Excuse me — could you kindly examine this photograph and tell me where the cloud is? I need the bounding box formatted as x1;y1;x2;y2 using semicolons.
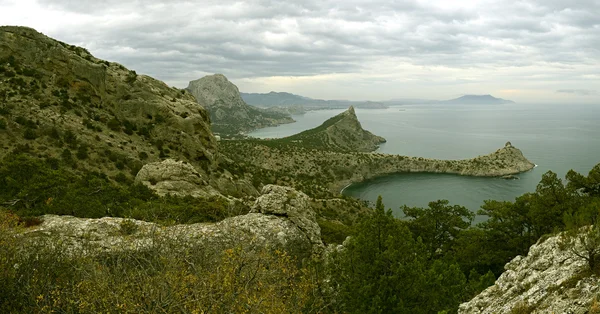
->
1;0;599;103
557;89;597;95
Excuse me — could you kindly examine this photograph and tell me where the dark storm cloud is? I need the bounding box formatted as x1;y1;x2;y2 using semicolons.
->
26;0;600;87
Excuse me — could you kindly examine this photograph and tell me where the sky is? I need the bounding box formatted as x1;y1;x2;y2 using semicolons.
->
1;0;599;104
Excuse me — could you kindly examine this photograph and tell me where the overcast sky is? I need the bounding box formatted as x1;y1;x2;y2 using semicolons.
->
1;0;598;103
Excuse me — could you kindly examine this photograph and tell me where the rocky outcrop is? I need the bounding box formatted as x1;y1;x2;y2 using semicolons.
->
135;159;258;198
252;185;323;254
282;106;386;152
186;74;294;135
135;159;218;198
459;231;600;314
25;185;323;261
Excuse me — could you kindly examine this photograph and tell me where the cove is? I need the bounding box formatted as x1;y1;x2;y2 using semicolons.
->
250;103;600;217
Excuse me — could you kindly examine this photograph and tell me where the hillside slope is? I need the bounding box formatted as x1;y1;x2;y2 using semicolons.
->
186;75;293;135
0;26;217;181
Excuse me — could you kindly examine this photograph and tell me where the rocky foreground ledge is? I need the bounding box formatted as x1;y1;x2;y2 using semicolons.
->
459;230;599;313
21;185;324;261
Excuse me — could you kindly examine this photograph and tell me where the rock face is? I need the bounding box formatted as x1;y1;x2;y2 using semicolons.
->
0;26;217;176
459;231;599;314
282;106;386;152
135;159;258;198
186;74;293;135
252;185;323;254
135;159;216;198
26;185;323;261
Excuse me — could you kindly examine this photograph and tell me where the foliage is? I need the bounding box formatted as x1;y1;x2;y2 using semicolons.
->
329;196;468;313
0;218;324;313
119;219;138;235
402;199;473;259
0;154;244;225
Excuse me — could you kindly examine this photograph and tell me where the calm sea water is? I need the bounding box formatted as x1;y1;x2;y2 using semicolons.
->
249;104;600;221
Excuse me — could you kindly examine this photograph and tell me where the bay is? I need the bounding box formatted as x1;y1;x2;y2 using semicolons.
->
248;104;600;221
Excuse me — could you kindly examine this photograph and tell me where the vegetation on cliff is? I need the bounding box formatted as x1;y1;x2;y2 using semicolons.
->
0;26;217;186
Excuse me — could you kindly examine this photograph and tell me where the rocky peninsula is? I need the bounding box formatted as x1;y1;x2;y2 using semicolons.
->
220;108;536;196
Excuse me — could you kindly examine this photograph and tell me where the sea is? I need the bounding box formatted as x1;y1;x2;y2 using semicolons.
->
248;104;600;222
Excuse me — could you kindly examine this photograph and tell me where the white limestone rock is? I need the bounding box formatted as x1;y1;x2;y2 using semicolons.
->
459;231;600;314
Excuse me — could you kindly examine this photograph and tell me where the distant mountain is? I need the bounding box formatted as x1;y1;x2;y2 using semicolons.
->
240;91;388;110
440;95;515;105
186;75;294;135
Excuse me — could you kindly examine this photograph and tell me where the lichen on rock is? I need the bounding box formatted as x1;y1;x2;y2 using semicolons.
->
252;185;324;254
459;230;600;314
23;185;324;263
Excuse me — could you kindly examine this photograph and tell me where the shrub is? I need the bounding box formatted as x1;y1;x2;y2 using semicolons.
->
47;126;60;140
23;128;37;140
119;219;138;235
63;129;77;146
61;148;74;164
76;145;89;160
125;70;137;84
0;118;6;129
107;118;121;132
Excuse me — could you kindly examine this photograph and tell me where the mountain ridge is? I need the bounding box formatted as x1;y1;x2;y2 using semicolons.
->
240;91;388;109
242;91;515;107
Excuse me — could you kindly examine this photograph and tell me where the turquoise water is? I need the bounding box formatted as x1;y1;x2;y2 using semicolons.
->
249;104;600;220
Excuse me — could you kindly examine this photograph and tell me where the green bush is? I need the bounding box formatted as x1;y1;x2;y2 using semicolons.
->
119;219;138;235
0;118;6;129
63;129;77;146
23;128;37;140
107;118;121;132
76;145;89;160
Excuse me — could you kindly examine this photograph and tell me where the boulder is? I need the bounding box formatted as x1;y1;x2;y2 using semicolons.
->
253;185;324;254
135;159;219;198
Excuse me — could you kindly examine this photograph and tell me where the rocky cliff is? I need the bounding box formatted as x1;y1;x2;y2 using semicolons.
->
459;230;600;313
24;185;323;261
281;106;386;152
0;26;217;180
186;74;294;135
